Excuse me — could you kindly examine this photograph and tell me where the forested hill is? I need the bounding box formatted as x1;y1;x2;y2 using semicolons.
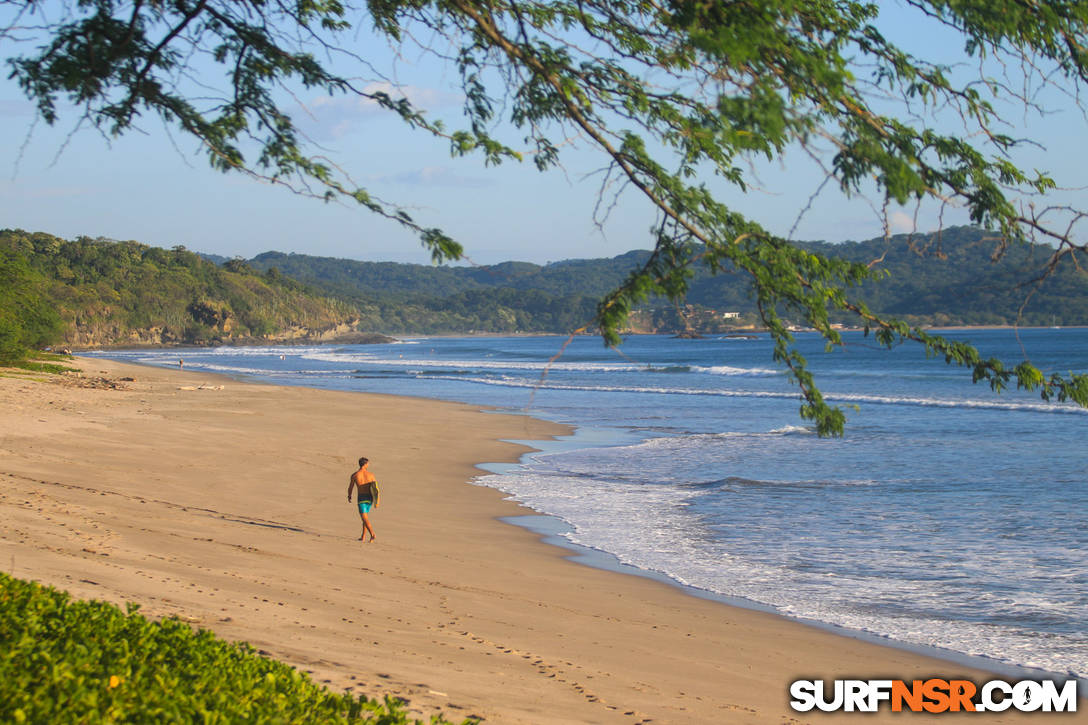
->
244;252;621;333
247;250;647;301
3;225;1085;363
0;229;379;352
246;226;1088;329
681;226;1088;327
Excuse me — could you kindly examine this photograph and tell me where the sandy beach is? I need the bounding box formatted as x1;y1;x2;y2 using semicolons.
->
0;357;1078;723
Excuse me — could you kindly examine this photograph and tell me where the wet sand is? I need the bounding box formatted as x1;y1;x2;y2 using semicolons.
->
0;358;1077;723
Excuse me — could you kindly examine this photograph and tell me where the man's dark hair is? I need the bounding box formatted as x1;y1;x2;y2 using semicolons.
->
358;457;369;467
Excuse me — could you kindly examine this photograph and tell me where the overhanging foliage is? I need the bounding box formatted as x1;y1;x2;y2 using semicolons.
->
5;0;1088;433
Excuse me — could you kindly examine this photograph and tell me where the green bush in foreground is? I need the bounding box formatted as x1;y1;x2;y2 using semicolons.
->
0;573;464;724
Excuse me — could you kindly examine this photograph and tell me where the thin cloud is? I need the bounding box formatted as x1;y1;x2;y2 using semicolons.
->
374;165;492;188
298;82;463;140
888;210;916;234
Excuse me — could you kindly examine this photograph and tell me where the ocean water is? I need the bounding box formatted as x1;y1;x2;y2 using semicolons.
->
90;329;1088;678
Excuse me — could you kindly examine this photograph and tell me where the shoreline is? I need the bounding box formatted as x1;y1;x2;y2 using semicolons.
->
61;331;396;353
474;433;1082;688
499;514;1072;686
2;358;1080;722
68;354;1084;684
63;324;1088;353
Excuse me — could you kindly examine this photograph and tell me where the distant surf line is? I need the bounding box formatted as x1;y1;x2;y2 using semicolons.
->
418;374;1088;416
301;351;779;376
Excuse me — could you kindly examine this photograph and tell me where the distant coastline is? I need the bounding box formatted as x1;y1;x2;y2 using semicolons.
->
64;324;1088;351
6;226;1086;359
924;324;1088;332
63;331;396;353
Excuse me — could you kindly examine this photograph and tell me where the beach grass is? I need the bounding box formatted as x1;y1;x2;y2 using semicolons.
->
0;573;469;724
7;351;78;375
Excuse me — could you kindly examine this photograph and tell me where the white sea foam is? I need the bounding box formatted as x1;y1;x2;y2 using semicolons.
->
170;362;281;376
618;431;814;452
200;345;329;357
300;351;647;372
422;374;1088;415
692;364;778;376
298;351;781;377
767;424;814;435
102;348;1086;416
475;464;1088;678
427;374;798;397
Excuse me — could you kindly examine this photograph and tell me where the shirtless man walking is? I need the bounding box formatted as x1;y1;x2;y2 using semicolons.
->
347;457;380;542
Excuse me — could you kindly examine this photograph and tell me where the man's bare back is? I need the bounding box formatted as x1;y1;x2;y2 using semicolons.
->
348;457;380;542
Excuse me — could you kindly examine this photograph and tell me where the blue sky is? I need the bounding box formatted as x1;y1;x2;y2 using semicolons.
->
1;2;1084;265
